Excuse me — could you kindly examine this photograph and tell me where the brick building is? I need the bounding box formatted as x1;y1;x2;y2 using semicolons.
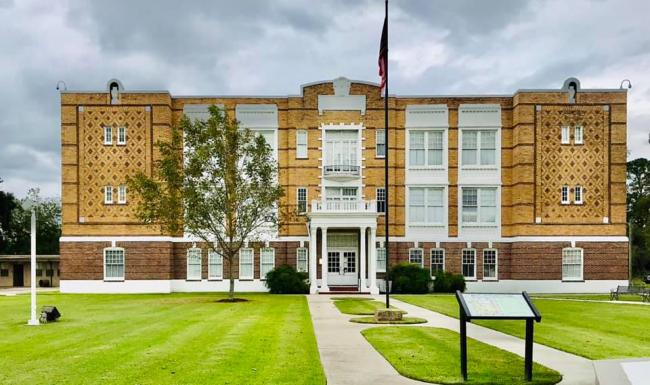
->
59;76;628;293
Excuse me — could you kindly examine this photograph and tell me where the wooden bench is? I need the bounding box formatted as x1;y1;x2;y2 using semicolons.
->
610;285;650;302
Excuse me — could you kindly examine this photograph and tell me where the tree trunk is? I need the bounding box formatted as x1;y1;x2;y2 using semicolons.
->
228;255;235;300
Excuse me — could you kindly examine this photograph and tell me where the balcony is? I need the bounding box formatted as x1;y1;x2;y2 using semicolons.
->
323;164;361;180
311;199;376;213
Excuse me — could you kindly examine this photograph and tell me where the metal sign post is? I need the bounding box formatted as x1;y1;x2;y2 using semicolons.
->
456;291;541;381
27;209;39;326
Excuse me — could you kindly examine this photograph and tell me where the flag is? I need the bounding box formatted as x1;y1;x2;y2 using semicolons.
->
378;16;387;92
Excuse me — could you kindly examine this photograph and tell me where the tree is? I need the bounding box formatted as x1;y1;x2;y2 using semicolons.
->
129;106;284;300
8;189;61;255
0;178;20;253
627;158;650;276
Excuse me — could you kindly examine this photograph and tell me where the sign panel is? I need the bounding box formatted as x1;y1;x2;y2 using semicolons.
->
462;293;535;318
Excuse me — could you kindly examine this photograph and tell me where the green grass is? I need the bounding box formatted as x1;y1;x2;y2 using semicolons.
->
395;294;650;360
333;298;400;315
0;293;325;385
331;296;373;301
363;327;561;385
350;316;427;324
533;293;646;302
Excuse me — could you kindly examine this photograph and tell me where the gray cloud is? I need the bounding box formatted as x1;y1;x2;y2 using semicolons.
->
0;0;648;199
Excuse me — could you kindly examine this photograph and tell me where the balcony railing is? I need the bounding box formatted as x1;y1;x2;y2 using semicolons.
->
311;199;376;213
323;164;360;178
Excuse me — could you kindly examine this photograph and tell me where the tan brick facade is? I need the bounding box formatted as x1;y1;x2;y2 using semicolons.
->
59;77;629;293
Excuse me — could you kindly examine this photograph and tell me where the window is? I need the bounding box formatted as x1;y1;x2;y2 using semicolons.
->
462;249;476;279
239;248;254;279
409;248;424;267
117;126;127;145
296;130;308;158
562;248;583;281
296;247;308;273
561;186;569;204
297;187;308;213
376;187;386;214
104;185;113;204
409;187;444;224
0;269;8;277
574;185;583;204
574;125;583;144
561;125;570;144
103;125;112;145
461;130;496;166
376;247;386;272
409;130;443;167
325;187;358;201
430;249;445;276
376;129;386;157
483;249;498;280
324;130;358;169
208;250;223;279
36;268;43;277
186;248;202;280
104;247;125;281
260;248;275;279
118;185;127;204
461;187;497;224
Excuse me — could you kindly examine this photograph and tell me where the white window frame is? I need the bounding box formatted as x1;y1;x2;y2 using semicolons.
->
208;250;223;280
186;247;202;281
103;247;125;281
574;125;583;145
461;248;476;280
117;185;127;204
408;248;424;267
103;125;112;145
296;247;308;273
296;130;308;159
239;248;254;280
297;187;308;214
561;125;570;144
430;248;445;277
376;247;386;273
376;187;386;214
461;187;497;225
376;129;386;158
104;185;113;204
260;247;275;280
482;249;498;280
408;129;444;168
562;247;584;281
574;185;583;204
117;126;127;145
408;187;445;225
460;129;497;167
561;185;570;205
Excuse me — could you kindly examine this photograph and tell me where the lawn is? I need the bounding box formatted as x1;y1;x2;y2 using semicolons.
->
333;297;399;315
0;293;325;385
363;326;561;385
395;294;650;360
534;293;646;302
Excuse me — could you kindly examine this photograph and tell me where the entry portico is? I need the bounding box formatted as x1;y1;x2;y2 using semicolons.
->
308;200;380;294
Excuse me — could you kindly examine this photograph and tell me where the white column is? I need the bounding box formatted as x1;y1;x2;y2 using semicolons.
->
360;226;367;291
369;226;379;294
27;209;39;326
320;227;329;292
309;226;318;294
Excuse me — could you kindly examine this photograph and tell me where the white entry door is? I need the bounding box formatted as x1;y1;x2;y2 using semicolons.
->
327;249;358;286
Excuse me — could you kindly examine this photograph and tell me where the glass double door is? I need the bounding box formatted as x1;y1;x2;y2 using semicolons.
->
327;248;358;286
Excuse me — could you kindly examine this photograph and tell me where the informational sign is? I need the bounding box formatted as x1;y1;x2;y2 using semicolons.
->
462;293;536;319
455;291;541;382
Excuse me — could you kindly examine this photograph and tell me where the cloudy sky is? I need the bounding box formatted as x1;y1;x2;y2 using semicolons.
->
0;0;649;198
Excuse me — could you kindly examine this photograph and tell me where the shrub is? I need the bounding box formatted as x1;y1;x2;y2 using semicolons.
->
264;265;309;294
433;271;466;293
388;263;431;294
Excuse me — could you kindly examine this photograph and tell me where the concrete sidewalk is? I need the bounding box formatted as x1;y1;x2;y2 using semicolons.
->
307;295;431;385
0;287;58;296
387;297;596;385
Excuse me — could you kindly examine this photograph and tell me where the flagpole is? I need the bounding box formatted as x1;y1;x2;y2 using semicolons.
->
383;0;390;309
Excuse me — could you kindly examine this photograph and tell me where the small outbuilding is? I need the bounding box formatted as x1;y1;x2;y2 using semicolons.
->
0;255;60;288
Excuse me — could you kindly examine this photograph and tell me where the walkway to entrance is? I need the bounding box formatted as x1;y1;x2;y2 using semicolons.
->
307;294;597;385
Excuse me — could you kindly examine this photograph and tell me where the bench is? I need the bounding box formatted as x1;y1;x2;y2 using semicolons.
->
609;285;650;302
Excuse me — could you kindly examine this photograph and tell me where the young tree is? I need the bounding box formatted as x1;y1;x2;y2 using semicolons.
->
129;106;284;300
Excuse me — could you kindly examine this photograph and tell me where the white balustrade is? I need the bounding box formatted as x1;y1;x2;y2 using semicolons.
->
310;199;376;213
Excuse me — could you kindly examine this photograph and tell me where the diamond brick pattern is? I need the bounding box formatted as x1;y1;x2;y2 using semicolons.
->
535;105;609;223
79;106;150;223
